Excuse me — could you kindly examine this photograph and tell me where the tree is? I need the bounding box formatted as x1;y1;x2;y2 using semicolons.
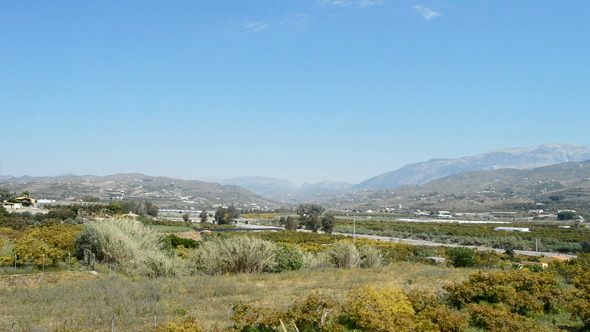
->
142;200;159;217
296;204;325;218
80;196;99;202
305;212;322;232
281;216;298;230
215;207;228;225
446;247;476;268
182;213;190;224
321;213;335;234
227;205;240;223
296;204;327;233
199;210;208;223
557;211;576;220
215;206;239;225
0;205;9;217
108;201;159;217
0;188;12;202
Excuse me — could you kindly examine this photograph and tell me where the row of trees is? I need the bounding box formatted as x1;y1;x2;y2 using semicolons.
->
214;205;240;225
279;204;335;234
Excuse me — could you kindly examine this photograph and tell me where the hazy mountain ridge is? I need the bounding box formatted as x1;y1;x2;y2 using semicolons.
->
0;174;279;209
354;143;590;190
220;176;299;197
220;177;353;202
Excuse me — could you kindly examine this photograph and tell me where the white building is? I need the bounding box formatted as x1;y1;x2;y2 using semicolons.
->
494;227;530;232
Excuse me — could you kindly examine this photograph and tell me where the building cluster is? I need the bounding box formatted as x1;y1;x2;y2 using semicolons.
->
1;196;37;211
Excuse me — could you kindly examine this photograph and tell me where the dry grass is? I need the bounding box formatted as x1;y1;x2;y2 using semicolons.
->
174;231;202;241
0;263;473;331
0;270;100;288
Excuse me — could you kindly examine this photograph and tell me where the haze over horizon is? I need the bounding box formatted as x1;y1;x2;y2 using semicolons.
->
2;2;589;184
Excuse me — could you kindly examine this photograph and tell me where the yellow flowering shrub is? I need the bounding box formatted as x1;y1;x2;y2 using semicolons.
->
345;284;415;332
569;271;590;327
11;224;81;266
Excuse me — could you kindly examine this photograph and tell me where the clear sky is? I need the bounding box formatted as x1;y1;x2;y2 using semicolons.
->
1;1;589;185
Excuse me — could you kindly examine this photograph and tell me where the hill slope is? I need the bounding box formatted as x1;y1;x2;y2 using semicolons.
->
0;173;279;209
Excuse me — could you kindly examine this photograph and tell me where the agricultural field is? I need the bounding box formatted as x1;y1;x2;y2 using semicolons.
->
244;211;589;253
332;218;590;254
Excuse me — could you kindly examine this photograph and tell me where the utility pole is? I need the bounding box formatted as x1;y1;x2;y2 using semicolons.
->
353;212;356;245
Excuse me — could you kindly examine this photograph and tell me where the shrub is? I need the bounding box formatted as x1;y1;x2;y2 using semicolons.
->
406;289;468;332
13;233;61;266
285;292;341;332
326;241;360;269
416;305;469;332
164;234;199;249
406;289;441;313
359;245;383;268
272;244;304;273
344;284;415;332
230;303;283;331
46;208;78;221
474;250;504;268
11;224;81;267
74;218;183;277
568;270;590;327
446;247;476;268
192;236;277;274
468;303;560;332
444;269;559;314
301;250;327;269
231;292;342;332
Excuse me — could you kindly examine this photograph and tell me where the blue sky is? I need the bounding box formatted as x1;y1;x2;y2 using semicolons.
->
1;1;589;185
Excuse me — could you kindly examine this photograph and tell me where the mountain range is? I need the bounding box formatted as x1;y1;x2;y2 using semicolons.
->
2;143;590;211
324;159;590;213
353;143;590;190
217;143;590;201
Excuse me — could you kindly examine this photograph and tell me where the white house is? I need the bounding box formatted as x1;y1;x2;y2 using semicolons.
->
1;202;22;210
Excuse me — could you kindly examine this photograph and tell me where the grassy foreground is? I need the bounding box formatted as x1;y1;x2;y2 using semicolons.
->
0;263;471;331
